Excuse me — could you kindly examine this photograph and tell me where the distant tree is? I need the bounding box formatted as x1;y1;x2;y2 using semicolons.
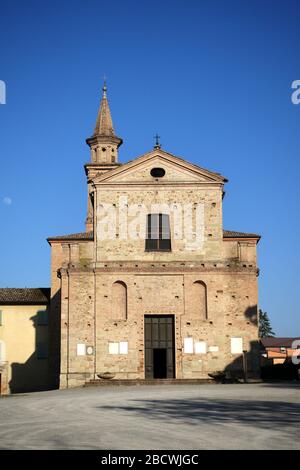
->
259;309;275;338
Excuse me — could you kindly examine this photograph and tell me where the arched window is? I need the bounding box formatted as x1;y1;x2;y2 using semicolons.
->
193;281;208;320
145;214;171;251
112;281;127;320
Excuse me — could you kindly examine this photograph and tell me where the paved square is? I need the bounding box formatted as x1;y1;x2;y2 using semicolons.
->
0;383;299;449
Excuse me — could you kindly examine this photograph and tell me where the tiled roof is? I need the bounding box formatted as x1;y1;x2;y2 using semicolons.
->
223;230;260;239
48;230;260;242
0;288;50;305
261;337;300;349
47;231;94;241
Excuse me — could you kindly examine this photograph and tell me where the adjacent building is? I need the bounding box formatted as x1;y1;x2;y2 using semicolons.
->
261;337;300;365
0;288;50;394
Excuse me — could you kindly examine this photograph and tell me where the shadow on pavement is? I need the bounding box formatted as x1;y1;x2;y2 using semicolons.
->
98;394;300;431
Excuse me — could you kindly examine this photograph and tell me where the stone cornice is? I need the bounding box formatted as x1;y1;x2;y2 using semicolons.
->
94;181;224;189
86;134;123;147
84;163;121;177
58;261;259;277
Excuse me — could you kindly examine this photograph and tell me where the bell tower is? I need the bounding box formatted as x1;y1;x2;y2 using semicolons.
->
86;82;122;164
85;82;123;231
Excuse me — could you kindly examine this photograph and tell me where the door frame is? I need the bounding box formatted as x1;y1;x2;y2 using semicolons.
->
144;314;176;379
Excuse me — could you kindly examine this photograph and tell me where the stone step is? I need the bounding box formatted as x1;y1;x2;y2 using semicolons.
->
84;378;215;387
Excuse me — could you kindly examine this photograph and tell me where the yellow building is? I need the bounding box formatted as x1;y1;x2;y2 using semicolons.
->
0;288;50;394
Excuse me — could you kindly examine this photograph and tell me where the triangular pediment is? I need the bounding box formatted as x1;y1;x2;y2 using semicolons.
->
92;149;227;185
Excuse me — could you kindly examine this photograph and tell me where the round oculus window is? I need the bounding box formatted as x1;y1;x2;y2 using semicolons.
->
150;167;165;178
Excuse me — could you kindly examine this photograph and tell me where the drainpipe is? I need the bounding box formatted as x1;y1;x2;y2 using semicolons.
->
243;350;248;383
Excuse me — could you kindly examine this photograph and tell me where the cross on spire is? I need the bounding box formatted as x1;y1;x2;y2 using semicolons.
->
102;74;107;97
154;133;161;149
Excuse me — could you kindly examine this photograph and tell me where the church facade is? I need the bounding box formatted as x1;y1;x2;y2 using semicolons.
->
48;85;261;389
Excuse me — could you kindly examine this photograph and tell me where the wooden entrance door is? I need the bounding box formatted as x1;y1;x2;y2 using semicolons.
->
144;315;175;379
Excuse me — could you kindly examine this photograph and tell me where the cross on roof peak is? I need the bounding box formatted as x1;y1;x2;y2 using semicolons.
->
154;133;161;149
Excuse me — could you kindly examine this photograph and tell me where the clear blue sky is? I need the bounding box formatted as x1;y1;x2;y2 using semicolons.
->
0;0;299;336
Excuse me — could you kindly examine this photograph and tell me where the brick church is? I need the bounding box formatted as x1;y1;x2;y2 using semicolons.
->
45;83;261;389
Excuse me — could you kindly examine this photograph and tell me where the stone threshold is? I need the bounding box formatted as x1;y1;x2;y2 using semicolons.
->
84;378;215;387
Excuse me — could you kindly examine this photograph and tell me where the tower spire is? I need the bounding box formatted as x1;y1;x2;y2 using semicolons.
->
93;81;115;137
85;80;123;232
86;80;122;164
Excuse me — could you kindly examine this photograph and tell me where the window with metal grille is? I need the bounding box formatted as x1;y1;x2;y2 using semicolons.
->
145;214;171;251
